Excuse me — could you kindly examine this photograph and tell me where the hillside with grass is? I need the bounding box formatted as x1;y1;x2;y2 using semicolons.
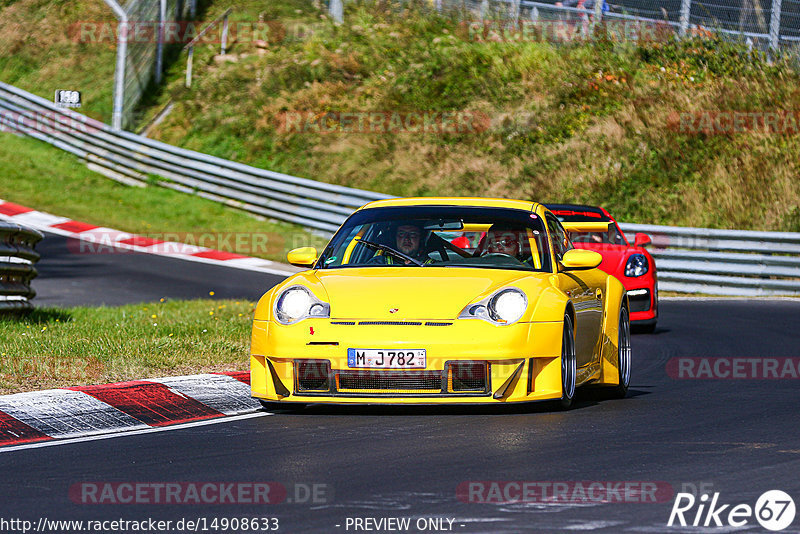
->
2;0;800;231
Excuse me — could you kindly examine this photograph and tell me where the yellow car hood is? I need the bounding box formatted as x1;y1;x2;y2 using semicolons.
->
313;267;537;320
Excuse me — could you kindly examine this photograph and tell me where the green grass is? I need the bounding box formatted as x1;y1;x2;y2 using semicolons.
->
0;299;253;394
0;133;327;260
0;0;118;122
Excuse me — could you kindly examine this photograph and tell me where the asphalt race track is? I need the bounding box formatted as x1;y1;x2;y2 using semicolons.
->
33;233;288;306
2;235;800;533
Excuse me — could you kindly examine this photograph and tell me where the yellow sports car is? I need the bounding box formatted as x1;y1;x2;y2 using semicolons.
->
251;198;631;408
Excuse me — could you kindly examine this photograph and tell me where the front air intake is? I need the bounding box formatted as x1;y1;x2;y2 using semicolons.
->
448;362;489;392
336;371;442;391
296;360;331;392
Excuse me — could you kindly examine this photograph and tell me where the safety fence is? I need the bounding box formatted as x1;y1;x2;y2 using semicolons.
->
619;223;800;295
102;0;197;130
330;0;800;54
0;222;43;311
1;81;799;295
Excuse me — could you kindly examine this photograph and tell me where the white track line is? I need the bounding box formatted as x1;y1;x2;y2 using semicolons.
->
0;411;271;453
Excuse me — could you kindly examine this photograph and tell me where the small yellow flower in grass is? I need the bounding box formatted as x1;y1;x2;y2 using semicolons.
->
151;314;157;319
238;313;243;317
209;311;214;316
209;291;215;296
169;333;173;337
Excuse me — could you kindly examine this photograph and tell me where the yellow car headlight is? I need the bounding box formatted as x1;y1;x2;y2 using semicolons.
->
459;287;527;325
274;286;330;325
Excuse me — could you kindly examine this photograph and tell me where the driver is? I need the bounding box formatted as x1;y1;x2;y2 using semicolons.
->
395;224;423;259
369;223;431;265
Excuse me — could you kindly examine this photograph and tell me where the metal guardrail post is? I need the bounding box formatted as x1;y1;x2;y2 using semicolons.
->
330;0;344;24
186;47;194;88
102;0;128;130
679;0;691;37
592;0;604;27
221;13;230;55
770;0;782;51
156;0;167;84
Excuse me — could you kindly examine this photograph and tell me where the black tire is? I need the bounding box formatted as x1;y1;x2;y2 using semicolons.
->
609;306;632;399
558;313;577;410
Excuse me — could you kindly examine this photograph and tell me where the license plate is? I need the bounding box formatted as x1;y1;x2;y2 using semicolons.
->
347;348;426;368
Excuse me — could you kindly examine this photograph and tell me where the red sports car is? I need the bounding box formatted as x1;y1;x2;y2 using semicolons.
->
546;204;658;332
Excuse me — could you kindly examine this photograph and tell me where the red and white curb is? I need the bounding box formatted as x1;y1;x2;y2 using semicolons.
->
0;372;261;447
0;199;300;277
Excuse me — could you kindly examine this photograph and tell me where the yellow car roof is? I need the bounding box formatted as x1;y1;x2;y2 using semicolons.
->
361;197;539;212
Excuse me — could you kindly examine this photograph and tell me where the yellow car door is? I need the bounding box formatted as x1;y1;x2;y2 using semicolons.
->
545;213;605;368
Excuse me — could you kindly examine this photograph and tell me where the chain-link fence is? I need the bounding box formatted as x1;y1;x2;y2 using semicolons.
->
331;0;800;55
103;0;196;130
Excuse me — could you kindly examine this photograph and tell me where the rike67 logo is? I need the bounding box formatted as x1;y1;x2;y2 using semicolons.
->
668;490;796;531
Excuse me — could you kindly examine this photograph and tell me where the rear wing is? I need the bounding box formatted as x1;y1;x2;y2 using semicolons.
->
561;222;611;233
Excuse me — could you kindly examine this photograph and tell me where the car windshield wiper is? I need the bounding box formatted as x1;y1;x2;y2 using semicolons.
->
357;239;424;267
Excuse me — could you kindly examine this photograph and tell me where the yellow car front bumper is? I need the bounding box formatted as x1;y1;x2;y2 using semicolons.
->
251;318;567;404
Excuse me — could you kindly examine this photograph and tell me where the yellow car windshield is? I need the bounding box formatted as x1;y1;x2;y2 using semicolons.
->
317;206;552;272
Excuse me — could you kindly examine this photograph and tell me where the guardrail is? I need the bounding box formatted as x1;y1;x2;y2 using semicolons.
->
0;222;43;311
2;82;799;296
0;82;391;234
619;223;800;296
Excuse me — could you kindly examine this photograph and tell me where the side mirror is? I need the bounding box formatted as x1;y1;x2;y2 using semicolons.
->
287;247;318;268
560;249;602;271
634;233;652;247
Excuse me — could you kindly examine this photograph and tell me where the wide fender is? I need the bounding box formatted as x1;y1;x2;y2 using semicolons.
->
528;278;571;323
597;274;629;385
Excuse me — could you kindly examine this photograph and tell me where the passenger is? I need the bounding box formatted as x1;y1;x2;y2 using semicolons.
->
478;225;527;260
